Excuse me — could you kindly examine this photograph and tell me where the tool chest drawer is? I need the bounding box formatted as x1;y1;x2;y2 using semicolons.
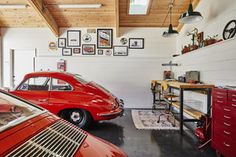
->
212;88;236;157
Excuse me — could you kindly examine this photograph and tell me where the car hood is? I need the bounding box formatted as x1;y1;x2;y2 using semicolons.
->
75;135;127;157
1;113;126;157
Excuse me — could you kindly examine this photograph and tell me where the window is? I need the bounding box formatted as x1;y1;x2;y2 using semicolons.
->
51;78;72;91
129;0;151;15
0;92;43;132
74;74;91;85
18;77;50;91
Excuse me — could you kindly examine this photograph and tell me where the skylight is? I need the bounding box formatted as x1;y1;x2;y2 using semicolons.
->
129;0;150;15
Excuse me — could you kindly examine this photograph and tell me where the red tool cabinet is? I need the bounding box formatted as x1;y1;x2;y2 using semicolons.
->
212;88;236;157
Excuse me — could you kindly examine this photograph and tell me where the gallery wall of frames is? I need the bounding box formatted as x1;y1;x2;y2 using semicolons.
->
57;28;144;57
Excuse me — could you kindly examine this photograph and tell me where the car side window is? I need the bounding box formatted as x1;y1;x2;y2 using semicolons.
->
51;78;72;91
18;77;50;91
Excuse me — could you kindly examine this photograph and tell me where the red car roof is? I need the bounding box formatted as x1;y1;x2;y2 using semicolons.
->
24;71;74;79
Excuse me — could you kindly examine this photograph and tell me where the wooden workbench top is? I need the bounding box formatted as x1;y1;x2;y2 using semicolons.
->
152;80;215;89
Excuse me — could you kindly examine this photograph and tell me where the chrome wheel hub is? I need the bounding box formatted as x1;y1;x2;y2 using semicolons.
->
70;111;82;122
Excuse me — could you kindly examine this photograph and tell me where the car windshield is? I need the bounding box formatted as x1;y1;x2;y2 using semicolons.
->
74;74;91;84
0;92;44;132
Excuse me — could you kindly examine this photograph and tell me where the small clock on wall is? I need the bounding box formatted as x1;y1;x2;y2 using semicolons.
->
82;34;92;43
120;37;128;45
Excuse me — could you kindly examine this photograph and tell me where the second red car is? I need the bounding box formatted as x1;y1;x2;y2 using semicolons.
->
10;71;124;128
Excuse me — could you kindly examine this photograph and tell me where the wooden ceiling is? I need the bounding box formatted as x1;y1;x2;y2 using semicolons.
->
0;0;200;36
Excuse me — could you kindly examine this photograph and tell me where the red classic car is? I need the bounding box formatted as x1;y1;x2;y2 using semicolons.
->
10;72;124;128
0;90;127;157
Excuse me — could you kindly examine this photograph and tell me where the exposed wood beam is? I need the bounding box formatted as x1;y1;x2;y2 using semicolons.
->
115;0;120;37
28;0;59;37
177;0;201;32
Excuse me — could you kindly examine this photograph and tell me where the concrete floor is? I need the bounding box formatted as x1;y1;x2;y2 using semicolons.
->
87;109;216;157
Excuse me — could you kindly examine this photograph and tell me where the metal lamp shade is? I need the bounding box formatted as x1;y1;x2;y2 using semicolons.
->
179;3;203;24
162;24;179;38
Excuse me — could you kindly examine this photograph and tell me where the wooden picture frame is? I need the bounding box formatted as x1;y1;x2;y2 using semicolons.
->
113;46;128;56
82;44;96;55
62;48;72;56
67;30;81;47
129;38;144;49
97;29;113;49
58;38;66;48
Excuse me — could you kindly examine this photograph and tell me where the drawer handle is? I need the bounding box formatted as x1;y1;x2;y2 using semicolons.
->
232;99;236;102
217;92;224;95
232;104;236;107
224;115;231;119
216;96;223;99
232;94;236;97
224;142;231;147
224;130;231;135
217;100;223;103
224;108;231;112
224;122;231;127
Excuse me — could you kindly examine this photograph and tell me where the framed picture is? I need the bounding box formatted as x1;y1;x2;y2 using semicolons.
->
62;48;72;56
113;46;128;56
73;48;81;54
97;29;113;49
82;44;96;55
82;34;92;43
105;49;112;56
97;49;103;55
58;38;66;48
67;30;81;47
129;38;144;49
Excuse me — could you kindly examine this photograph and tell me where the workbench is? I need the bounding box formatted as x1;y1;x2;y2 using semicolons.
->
151;80;215;134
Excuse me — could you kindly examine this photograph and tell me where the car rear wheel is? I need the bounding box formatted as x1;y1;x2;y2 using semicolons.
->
60;109;92;129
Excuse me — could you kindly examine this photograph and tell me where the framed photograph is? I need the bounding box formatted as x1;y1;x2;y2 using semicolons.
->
82;44;96;55
58;38;66;48
62;48;72;56
73;48;81;54
129;38;144;49
113;46;128;56
97;29;113;49
82;34;92;43
105;49;112;56
97;49;103;55
67;30;81;47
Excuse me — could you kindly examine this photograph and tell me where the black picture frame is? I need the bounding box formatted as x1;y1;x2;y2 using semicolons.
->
82;44;96;55
73;48;81;54
97;49;104;55
58;38;66;48
67;30;81;47
97;29;113;49
129;38;144;49
62;48;72;56
113;46;128;56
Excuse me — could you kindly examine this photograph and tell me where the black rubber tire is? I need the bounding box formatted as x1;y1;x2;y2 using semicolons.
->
59;109;92;129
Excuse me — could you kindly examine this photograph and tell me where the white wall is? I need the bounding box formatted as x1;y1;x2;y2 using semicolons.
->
173;0;236;113
2;27;176;108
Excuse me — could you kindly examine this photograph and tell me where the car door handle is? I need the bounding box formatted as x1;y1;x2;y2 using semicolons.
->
38;99;48;102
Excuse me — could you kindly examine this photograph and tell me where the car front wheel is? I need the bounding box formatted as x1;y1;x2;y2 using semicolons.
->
60;109;92;129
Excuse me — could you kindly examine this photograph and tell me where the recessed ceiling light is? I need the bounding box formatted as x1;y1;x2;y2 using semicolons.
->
0;4;28;9
58;4;102;9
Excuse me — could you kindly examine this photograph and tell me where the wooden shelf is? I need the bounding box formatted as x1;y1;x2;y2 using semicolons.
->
171;102;203;120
